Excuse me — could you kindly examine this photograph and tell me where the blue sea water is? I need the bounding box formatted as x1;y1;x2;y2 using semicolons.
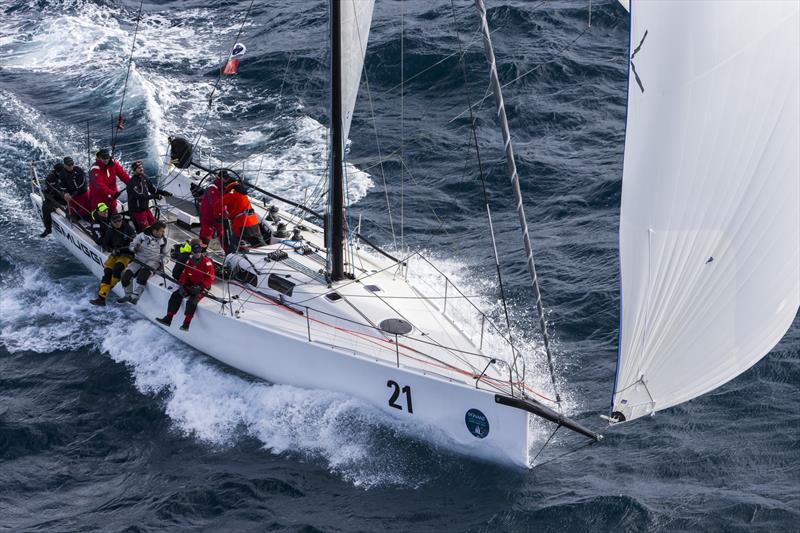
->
0;0;798;531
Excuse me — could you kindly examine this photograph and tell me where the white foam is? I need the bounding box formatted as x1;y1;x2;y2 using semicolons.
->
403;251;579;463
0;261;427;487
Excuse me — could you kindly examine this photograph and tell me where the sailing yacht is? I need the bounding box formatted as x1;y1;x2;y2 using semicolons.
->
28;0;798;468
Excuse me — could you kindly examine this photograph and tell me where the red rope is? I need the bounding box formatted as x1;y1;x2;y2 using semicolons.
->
231;282;558;404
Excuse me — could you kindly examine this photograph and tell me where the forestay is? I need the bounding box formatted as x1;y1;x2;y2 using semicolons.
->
613;1;800;421
338;0;375;143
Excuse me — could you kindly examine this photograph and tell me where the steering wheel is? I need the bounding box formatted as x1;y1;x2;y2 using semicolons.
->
192;167;244;213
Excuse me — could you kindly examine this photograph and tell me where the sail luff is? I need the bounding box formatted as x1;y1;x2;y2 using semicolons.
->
329;0;345;281
327;0;376;281
473;0;560;402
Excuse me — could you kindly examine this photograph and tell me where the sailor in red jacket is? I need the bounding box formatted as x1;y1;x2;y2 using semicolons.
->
90;148;130;212
199;174;226;249
156;242;215;331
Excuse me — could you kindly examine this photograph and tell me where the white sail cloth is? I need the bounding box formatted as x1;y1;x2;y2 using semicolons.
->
613;1;800;421
338;0;375;144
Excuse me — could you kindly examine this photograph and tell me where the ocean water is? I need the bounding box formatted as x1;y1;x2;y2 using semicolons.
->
1;0;798;531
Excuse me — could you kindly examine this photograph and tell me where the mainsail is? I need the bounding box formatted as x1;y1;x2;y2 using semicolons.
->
613;1;800;421
339;0;375;144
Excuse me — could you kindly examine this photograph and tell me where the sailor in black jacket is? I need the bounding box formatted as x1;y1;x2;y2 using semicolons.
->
60;156;90;220
122;161;171;231
39;162;66;237
90;213;136;306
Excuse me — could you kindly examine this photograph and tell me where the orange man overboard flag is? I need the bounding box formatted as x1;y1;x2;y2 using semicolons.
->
222;43;247;75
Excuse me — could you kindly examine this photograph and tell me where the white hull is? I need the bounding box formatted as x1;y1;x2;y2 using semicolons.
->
36;195;532;467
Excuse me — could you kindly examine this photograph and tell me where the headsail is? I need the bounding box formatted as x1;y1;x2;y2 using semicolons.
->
339;0;375;144
613;1;800;421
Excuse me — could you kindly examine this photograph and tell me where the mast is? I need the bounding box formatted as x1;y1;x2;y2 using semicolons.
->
473;0;560;402
328;0;346;281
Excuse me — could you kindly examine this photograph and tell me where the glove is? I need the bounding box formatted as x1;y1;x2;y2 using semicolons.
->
188;284;204;296
157;189;173;198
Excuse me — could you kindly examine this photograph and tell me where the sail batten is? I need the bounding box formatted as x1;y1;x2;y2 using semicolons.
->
613;0;800;421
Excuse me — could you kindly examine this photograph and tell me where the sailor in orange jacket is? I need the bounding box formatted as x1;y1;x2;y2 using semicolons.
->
90;148;130;212
223;180;266;251
156;242;215;331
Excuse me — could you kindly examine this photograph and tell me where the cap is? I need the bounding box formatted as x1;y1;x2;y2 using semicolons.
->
54;163;65;172
97;148;110;159
97;202;109;213
131;160;143;171
63;157;74;165
110;213;123;222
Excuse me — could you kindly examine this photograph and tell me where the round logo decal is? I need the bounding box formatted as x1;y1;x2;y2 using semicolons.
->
465;409;490;439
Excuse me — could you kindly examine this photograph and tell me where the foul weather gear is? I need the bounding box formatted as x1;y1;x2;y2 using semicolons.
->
199;177;227;247
90;157;130;212
97;253;133;300
40;165;66;235
159;254;214;330
122;172;169;231
171;240;193;280
224;182;259;235
121;231;168;302
101;218;135;254
61;164;91;219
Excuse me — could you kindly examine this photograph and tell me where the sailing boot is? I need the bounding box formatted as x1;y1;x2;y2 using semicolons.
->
156;313;174;327
179;315;193;331
89;296;106;306
39;228;51;238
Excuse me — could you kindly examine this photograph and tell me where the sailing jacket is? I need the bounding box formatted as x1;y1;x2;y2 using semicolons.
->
199;178;224;225
43;168;66;201
178;255;215;290
124;173;158;213
101;220;135;255
90;158;130;208
61;166;88;196
224;182;258;234
129;231;167;269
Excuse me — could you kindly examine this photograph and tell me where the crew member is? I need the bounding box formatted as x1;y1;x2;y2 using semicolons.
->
199;173;226;250
89;202;111;243
39;162;66;238
171;238;201;280
224;179;265;251
119;220;167;305
90;148;130;212
61;156;91;220
123;161;170;231
156;242;214;331
90;213;136;306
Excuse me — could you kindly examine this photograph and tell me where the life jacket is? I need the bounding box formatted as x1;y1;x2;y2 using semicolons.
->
178;255;215;289
223;182;258;234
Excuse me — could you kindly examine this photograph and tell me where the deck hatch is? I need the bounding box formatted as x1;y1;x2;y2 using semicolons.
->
379;318;413;335
267;274;295;297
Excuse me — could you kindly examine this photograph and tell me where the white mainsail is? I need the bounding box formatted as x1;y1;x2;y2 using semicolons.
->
339;0;375;143
613;1;800;421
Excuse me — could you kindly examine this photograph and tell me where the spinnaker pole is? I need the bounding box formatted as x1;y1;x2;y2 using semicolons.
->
328;0;346;281
474;0;561;404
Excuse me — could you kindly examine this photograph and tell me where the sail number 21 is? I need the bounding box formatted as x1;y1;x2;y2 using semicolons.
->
387;380;413;413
